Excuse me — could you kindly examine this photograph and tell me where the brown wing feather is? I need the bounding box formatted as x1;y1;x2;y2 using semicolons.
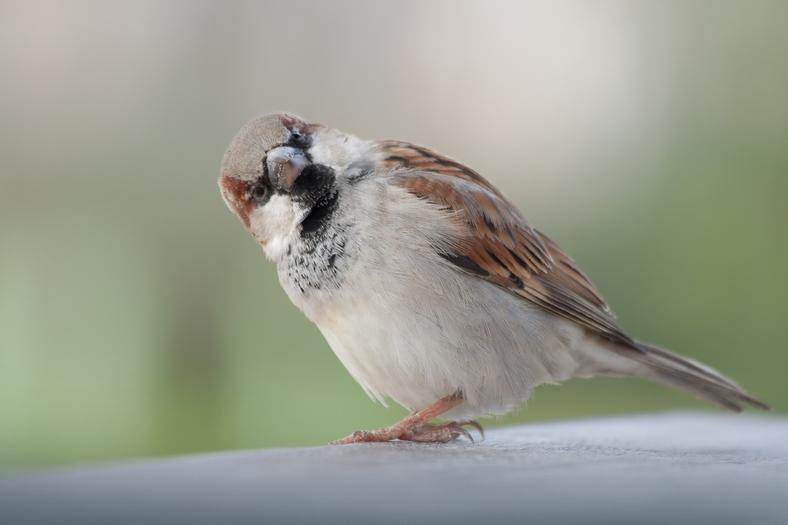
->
379;141;634;347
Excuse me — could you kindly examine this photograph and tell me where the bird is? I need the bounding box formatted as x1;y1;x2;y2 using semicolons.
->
218;113;768;444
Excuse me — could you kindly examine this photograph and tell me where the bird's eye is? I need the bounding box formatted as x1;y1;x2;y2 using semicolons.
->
249;183;270;205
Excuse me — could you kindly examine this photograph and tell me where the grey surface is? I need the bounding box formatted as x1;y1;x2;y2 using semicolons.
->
2;412;787;525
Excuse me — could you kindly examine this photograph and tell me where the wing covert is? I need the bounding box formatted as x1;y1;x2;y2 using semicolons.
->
378;140;633;347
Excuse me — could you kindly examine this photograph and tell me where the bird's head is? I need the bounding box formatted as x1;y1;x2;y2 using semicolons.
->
219;113;368;260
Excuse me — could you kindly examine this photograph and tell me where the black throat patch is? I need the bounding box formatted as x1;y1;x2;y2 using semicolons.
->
300;190;339;235
282;162;351;294
291;163;338;237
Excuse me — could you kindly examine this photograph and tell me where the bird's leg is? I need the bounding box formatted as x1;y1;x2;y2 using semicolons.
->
331;393;483;444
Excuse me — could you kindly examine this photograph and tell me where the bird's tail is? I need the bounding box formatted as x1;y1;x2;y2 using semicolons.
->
627;341;769;412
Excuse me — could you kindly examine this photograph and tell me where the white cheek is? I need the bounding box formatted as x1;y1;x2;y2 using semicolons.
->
249;194;301;261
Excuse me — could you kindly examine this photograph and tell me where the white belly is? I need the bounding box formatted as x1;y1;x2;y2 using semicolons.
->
277;180;588;418
292;253;586;419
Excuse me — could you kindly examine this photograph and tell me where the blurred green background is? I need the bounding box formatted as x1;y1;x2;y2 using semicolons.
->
1;0;786;469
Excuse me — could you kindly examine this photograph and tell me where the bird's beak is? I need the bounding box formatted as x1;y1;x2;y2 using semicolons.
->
219;175;252;228
266;146;308;192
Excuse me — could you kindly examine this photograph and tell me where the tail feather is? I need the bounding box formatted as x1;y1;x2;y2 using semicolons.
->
628;341;769;412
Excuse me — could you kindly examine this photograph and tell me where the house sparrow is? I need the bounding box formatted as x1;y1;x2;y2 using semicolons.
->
218;113;768;444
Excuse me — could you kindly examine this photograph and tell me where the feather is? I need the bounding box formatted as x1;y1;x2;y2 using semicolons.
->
378;140;633;347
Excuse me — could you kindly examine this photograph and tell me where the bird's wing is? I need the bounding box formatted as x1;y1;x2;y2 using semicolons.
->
377;140;634;347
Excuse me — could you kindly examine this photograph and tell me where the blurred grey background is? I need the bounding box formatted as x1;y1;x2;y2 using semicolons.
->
0;0;786;468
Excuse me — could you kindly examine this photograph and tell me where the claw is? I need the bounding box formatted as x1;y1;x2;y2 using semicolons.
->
451;423;473;443
456;420;485;441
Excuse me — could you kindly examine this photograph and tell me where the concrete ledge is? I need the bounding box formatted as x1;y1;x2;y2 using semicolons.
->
2;412;787;525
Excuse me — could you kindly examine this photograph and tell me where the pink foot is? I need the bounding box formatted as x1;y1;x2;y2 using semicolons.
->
330;393;483;445
331;419;483;444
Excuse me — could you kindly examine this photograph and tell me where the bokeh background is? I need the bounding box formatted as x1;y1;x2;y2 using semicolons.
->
1;0;786;469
